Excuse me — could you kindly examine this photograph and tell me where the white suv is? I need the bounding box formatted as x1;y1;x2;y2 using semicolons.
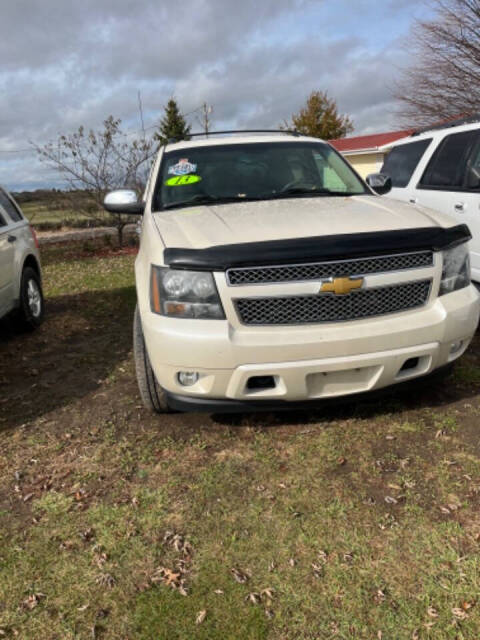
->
104;131;480;413
366;117;480;282
0;187;44;329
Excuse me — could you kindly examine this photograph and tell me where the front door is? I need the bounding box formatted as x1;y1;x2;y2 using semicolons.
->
0;211;14;316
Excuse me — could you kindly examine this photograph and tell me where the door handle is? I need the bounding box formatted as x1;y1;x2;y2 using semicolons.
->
409;197;417;204
454;202;465;212
7;235;16;243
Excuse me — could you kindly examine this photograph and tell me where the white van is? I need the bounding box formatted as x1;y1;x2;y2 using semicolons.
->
366;117;480;282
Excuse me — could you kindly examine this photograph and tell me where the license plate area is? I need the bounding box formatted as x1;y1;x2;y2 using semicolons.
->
306;365;383;398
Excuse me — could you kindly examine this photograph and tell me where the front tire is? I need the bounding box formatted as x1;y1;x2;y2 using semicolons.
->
17;266;44;330
133;305;170;413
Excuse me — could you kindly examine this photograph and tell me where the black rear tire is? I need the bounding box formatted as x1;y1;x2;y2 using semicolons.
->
17;266;44;331
133;305;171;413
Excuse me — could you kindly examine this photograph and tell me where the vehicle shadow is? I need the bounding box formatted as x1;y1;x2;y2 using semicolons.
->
0;286;136;432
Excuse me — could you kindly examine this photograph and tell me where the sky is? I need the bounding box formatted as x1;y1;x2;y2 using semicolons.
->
0;0;434;191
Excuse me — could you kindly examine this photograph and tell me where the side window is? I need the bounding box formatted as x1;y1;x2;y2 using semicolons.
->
314;153;348;191
465;137;480;190
381;139;432;188
0;191;23;222
419;130;479;190
0;211;6;227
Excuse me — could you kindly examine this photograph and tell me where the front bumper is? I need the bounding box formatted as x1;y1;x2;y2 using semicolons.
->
165;364;455;413
140;284;480;408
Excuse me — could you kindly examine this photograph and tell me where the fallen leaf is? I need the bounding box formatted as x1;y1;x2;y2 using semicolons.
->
230;567;249;583
246;592;261;605
23;493;34;503
95;573;116;589
374;589;386;604
214;589;224;595
289;558;296;567
80;527;95;542
164;569;181;587
452;607;468;620
337;457;346;466
318;550;328;563
384;496;398;504
265;608;274;619
261;587;275;599
196;610;206;625
427;606;438;618
21;593;45;610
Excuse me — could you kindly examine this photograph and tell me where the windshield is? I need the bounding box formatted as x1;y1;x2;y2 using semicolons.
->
154;141;368;210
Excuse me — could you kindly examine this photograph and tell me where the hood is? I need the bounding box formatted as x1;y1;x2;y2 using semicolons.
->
152;195;453;250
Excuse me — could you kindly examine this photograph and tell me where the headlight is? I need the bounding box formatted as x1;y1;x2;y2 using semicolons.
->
150;266;225;319
439;243;470;296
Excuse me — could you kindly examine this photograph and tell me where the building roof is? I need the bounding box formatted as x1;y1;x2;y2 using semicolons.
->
330;130;414;154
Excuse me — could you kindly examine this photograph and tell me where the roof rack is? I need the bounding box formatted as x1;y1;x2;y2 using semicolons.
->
167;129;301;143
411;113;480;136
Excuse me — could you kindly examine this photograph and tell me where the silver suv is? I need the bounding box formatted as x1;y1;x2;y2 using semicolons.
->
0;187;44;330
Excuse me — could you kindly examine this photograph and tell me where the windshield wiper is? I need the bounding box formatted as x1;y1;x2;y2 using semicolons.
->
163;194;223;209
278;186;332;196
163;194;276;210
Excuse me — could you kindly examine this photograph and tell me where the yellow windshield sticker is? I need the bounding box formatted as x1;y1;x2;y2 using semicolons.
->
165;175;202;187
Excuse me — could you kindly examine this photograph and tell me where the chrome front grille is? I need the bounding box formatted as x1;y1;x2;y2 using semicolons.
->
227;251;433;285
235;280;432;325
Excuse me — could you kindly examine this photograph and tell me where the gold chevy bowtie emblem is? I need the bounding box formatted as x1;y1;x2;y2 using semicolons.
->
320;277;364;295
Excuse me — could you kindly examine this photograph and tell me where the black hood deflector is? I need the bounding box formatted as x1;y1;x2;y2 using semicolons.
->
163;224;471;271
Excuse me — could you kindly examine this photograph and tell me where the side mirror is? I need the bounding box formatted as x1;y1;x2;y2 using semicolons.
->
366;173;392;196
103;190;144;215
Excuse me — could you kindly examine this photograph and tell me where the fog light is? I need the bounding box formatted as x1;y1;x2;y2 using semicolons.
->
450;341;463;355
178;371;199;386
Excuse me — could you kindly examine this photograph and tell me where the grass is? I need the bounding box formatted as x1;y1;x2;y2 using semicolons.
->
1;241;480;638
22;202;89;224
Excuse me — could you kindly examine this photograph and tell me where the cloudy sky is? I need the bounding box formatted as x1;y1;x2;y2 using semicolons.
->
0;0;433;191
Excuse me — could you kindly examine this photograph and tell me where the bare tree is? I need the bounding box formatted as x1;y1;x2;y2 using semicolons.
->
196;103;214;136
33;116;156;245
396;0;480;127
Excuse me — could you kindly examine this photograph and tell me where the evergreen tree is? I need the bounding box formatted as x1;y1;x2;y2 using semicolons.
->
283;91;353;140
155;98;191;145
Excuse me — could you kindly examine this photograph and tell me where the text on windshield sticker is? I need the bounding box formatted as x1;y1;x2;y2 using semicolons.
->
165;175;202;187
